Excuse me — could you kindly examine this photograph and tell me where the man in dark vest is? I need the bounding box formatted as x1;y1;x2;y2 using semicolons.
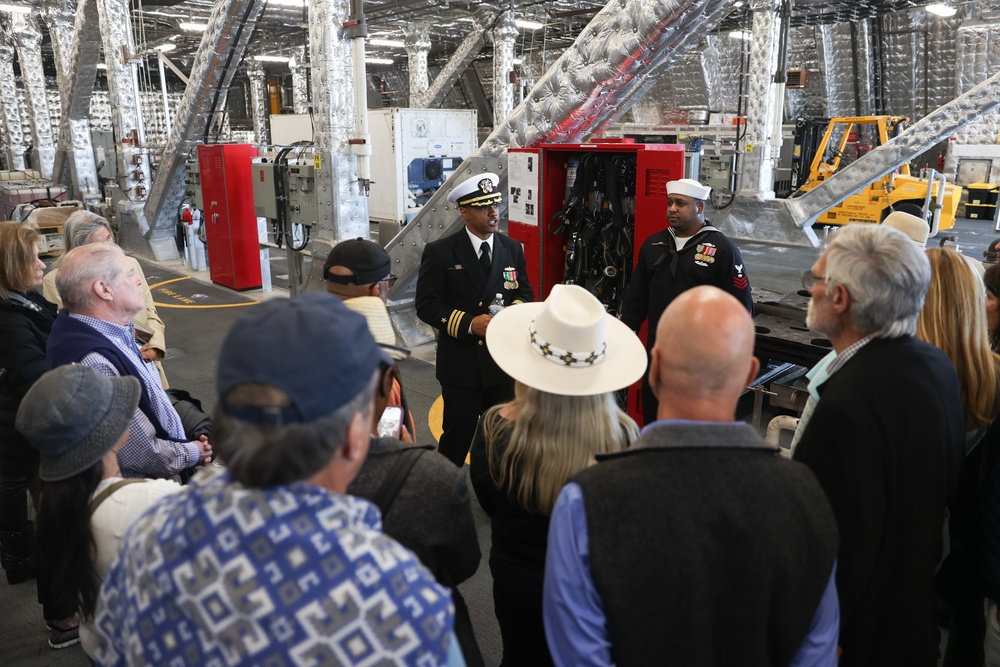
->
794;224;964;666
45;243;212;478
543;286;839;666
415;172;534;466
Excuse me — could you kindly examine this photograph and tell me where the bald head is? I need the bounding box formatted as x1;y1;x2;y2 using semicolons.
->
650;286;759;422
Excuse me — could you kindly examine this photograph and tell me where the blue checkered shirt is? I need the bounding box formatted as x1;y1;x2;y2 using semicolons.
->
69;313;199;477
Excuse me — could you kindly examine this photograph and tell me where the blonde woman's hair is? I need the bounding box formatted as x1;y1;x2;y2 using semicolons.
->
917;247;1000;430
482;383;638;515
0;221;40;300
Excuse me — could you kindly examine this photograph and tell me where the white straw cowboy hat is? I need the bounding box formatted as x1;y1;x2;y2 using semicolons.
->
486;284;647;396
882;211;929;248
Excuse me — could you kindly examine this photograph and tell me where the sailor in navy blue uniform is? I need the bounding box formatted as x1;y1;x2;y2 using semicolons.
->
621;178;753;423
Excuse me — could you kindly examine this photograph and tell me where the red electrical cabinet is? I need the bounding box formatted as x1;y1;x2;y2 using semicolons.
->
507;139;686;421
197;144;262;290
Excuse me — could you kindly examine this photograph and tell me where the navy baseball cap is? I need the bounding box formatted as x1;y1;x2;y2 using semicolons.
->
217;293;392;425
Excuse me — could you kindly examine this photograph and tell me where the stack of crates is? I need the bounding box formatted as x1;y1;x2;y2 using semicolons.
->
965;183;999;220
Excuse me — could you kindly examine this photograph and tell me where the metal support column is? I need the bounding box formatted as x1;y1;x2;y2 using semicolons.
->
404;23;430;108
491;11;517;129
247;60;270;146
738;0;782;196
308;0;369;247
42;0;101;202
94;0;155;255
290;45;310;114
0;32;26;171
11;13;56;178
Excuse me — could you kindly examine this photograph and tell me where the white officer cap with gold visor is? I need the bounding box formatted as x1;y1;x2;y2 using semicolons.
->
448;173;503;208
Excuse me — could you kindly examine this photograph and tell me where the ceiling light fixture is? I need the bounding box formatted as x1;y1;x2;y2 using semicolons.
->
925;3;957;16
515;19;544;30
0;3;32;13
180;22;208;32
266;0;305;6
513;58;523;65
366;57;394;65
154;43;177;52
729;30;751;40
254;55;291;63
369;39;405;48
96;63;107;69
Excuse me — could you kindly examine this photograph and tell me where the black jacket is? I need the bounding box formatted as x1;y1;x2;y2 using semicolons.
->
416;229;534;388
621;225;752;348
0;292;57;468
794;336;965;667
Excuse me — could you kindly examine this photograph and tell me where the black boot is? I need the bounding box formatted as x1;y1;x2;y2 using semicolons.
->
0;523;37;584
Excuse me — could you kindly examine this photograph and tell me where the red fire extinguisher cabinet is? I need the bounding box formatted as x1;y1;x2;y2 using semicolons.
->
197;144;262;291
507;140;686;421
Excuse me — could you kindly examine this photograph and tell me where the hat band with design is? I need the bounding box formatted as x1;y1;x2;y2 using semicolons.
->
529;324;607;367
458;191;502;208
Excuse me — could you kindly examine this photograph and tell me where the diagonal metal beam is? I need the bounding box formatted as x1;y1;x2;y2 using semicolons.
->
143;0;266;251
716;66;1000;247
412;11;493;109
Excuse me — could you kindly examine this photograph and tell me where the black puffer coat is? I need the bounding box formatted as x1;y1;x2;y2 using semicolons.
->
0;291;57;469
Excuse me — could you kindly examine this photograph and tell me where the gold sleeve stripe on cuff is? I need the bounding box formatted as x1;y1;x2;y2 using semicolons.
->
447;310;465;338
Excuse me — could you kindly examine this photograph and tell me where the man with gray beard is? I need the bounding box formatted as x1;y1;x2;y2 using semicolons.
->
793;224;964;666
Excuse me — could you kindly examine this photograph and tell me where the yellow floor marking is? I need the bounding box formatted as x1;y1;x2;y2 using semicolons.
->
428;395;472;465
150;276;257;309
429;395;444;442
148;276;190;290
153;301;258;309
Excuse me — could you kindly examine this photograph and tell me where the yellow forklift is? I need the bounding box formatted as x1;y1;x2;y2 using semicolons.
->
790;115;962;234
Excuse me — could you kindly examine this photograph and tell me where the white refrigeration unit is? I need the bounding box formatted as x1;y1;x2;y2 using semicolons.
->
368;108;478;226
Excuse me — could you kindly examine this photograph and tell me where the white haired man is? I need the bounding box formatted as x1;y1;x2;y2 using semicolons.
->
794;224;964;666
45;243;211;478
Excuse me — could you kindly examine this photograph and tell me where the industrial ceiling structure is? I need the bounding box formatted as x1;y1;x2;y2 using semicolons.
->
1;0;990;91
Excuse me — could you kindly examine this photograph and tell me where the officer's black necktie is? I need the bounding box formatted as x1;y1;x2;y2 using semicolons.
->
479;241;491;276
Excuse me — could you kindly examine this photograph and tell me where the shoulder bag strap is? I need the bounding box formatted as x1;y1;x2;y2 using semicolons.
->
89;479;149;517
372;446;433;516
